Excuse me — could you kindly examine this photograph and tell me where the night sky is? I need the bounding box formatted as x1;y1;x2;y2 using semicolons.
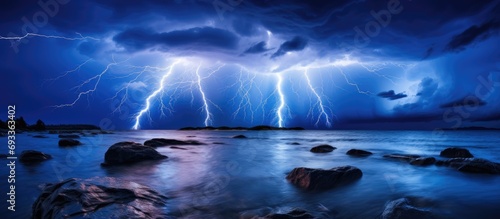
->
1;0;499;130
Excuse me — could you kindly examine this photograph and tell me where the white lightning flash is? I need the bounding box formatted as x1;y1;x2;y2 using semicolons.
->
0;32;99;41
276;74;286;128
133;61;180;130
304;69;332;127
195;64;213;127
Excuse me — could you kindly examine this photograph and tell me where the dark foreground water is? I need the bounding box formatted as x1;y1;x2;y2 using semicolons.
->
1;130;500;218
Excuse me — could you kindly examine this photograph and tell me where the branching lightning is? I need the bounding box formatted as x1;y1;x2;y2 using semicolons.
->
304;69;332;127
0;32;99;41
132;61;180;130
195;64;213;127
275;74;286;128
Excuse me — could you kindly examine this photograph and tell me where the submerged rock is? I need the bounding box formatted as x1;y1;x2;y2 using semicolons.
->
286;166;362;190
346;149;373;156
440;147;473;158
144;138;204;147
32;177;168;219
58;134;80;139
288;142;301;145
19;150;52;163
264;208;314;219
170;146;188;150
409;157;436;166
380;197;435;219
436;158;500;174
310;144;336;153
383;154;421;162
233;134;247;139
102;141;167;166
58;139;81;147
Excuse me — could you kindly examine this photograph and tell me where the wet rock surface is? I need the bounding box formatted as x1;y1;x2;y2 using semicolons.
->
32;177;168;219
233;134;248;139
310;144;336;153
58;139;81;147
440;147;473;158
264;208;315;219
380;197;435;219
436;158;500;174
19;150;52;163
346;149;373;156
102;141;167;166
286;166;362;190
144;138;205;147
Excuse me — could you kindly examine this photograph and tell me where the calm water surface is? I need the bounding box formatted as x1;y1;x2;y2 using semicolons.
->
1;130;500;218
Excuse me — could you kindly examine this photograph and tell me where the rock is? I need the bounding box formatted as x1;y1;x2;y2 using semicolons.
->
380;197;435;219
409;157;436;166
213;142;225;145
144;138;204;147
264;208;314;219
32;177;168;219
288;142;301;145
19;150;52;163
233;134;247;139
102;141;167;166
346;149;373;156
383;154;421;162
286;166;362;190
440;147;473;158
310;144;336;153
436;158;500;174
58;134;80;139
170;146;188;150
33;135;48;138
58;139;81;147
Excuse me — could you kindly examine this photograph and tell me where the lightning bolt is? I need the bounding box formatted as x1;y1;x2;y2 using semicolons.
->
275;74;287;128
133;61;180;130
195;64;213;127
0;32;99;41
304;69;332;127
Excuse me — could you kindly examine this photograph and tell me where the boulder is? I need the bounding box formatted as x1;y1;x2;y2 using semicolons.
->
380;197;435;219
440;147;473;158
436;158;500;174
264;208;314;219
32;177;168;219
346;149;373;156
19;150;52;163
102;141;167;166
310;144;336;153
383;154;421;162
233;134;247;139
58;139;81;147
288;142;301;145
286;166;362;190
409;157;436;166
58;134;80;139
144;138;204;147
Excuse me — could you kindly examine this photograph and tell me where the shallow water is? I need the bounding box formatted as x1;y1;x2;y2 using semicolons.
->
1;130;500;218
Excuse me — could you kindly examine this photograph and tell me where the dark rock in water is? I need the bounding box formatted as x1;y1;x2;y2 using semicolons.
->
233;134;247;139
33;135;48;138
410;157;436;166
346;149;373;156
380;197;435;219
170;146;188;150
286;166;362;190
32;177;168;219
288;142;301;145
436;158;500;174
264;208;314;219
19;150;52;163
213;142;225;145
58;134;80;139
310;144;336;153
58;139;81;147
144;138;205;147
383;154;421;162
102;142;167;166
440;147;473;158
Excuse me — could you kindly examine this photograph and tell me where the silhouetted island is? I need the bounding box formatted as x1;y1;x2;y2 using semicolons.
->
179;125;305;131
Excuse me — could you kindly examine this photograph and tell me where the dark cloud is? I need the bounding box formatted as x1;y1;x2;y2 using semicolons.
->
416;77;438;97
445;19;500;52
440;96;487;108
113;27;239;51
271;36;307;59
377;90;407;100
242;41;270;54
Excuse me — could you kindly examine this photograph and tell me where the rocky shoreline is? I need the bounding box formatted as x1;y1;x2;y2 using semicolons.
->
2;130;499;218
